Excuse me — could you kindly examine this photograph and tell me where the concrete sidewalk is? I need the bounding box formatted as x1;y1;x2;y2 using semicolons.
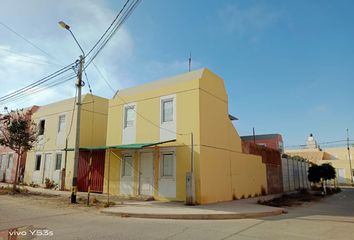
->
101;198;284;220
1;182;284;220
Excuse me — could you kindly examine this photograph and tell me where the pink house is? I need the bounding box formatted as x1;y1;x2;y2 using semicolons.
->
0;106;39;183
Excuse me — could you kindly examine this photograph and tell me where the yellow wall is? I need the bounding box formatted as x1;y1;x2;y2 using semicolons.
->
24;94;108;188
104;70;202;201
104;68;268;204
197;69;266;204
322;146;354;185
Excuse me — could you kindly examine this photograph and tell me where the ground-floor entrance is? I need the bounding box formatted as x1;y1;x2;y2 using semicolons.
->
77;150;105;193
139;152;154;196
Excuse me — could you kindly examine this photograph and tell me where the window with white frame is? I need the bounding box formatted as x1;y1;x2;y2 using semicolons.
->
7;154;13;169
161;153;174;177
0;155;4;169
124;106;135;128
58;115;65;133
162;99;173;123
39;120;45;135
55;153;62;170
35;155;41;171
122;156;133;176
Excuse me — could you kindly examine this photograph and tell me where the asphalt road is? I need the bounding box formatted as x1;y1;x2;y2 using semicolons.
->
1;188;354;240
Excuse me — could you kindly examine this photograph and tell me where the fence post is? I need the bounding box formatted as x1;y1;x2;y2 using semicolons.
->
287;158;290;192
293;159;296;190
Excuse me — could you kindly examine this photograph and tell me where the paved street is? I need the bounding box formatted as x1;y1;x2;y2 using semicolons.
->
1;188;354;240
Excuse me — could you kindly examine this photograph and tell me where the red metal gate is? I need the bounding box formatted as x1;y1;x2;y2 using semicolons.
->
77;150;105;193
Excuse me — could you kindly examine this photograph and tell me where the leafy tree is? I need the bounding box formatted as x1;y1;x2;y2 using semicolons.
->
0;109;37;192
321;163;336;181
308;163;336;194
308;164;322;183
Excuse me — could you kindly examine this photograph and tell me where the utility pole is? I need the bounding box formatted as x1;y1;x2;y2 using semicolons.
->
347;128;353;186
188;52;192;72
71;55;84;203
59;21;85;204
253;127;256;144
186;132;195;205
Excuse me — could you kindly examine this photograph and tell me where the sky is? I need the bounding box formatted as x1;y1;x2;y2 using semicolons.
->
0;0;353;147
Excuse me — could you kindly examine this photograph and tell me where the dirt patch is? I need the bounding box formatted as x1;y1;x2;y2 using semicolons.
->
257;189;325;207
0;188;107;213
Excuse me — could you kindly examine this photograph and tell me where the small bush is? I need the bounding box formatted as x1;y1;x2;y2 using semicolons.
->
92;197;99;204
44;178;55;189
247;194;252;198
29;182;38;188
104;201;116;208
240;195;245;199
261;186;266;196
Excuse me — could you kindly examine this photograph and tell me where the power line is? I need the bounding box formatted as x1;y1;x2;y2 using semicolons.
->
0;73;77;107
114;93;190;136
0;62;76;104
0;0;140;107
0;47;63;67
0;21;61;63
86;0;132;58
92;62;116;94
285;139;354;149
85;0;141;67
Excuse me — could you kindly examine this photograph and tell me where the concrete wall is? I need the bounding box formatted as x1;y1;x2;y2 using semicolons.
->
282;158;311;191
242;142;283;194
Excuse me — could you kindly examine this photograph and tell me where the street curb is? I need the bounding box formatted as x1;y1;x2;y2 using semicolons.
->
101;208;284;220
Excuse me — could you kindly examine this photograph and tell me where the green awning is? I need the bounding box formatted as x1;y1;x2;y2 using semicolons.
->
63;139;176;151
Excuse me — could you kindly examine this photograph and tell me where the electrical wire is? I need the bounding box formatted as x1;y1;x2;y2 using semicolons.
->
85;0;141;67
0;62;76;103
92;62;116;94
114;93;190;136
86;0;131;58
0;0;141;108
0;21;62;63
0;73;77;107
0;48;63;67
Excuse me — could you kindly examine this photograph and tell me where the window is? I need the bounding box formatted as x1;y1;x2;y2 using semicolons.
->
162;153;174;177
55;153;62;170
35;155;41;171
7;154;13;169
39;120;45;135
122;156;133;176
0;155;5;169
162;99;173;122
124;106;135;128
58;115;65;133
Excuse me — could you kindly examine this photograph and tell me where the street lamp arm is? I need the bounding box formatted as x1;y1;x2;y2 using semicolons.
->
68;29;85;57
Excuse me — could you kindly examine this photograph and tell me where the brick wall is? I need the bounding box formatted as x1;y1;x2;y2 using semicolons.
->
242;142;283;194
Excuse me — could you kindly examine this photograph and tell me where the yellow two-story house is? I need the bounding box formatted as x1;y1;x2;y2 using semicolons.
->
104;68;267;204
24;94;108;192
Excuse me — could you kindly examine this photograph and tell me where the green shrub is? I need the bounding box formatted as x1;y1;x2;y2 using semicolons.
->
44;178;55;189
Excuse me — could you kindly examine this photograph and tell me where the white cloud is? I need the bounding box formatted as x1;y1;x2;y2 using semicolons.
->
218;3;282;41
0;0;205;111
0;0;135;110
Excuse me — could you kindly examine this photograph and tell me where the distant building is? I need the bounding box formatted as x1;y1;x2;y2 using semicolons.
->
0;106;39;184
241;134;284;153
286;134;354;185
